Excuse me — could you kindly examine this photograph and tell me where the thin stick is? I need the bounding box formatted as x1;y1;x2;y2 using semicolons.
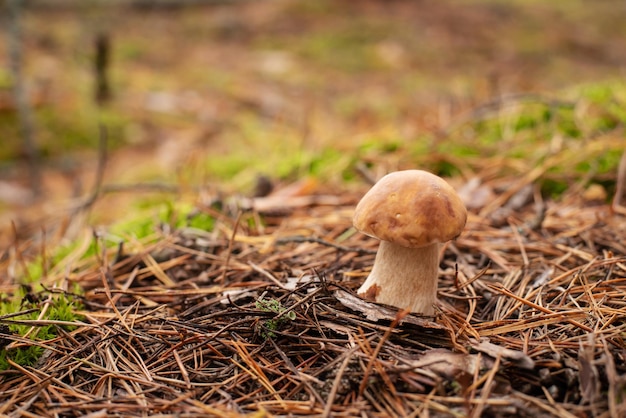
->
611;149;626;215
220;211;243;284
172;349;191;389
276;235;377;255
72;125;108;214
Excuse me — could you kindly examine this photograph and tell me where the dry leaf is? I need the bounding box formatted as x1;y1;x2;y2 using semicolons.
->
406;349;482;380
457;177;496;210
472;338;535;370
578;335;600;404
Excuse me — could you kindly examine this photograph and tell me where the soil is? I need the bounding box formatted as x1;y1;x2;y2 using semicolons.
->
1;2;626;416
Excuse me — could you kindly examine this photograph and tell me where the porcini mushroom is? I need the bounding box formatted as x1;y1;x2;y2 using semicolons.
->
353;170;467;315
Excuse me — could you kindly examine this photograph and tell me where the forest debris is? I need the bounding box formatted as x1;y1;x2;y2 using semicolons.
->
457;177;496;210
2;170;626;417
334;289;398;322
333;289;453;346
582;184;607;202
219;288;258;304
267;177;319;198
3;2;626;416
334;289;442;328
237;177;347;215
488;184;535;225
403;349;483;380
471;338;535;370
0;181;33;205
284;274;315;290
578;334;600;405
242;195;344;215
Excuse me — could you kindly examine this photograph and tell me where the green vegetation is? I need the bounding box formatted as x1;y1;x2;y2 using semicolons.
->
1;0;625;369
0;101;129;162
255;297;296;339
193;78;626;197
109;201;215;240
0;289;83;370
416;80;626;197
0;199;219;371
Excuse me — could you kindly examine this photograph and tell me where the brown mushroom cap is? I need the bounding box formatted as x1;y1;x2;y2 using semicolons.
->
353;170;467;248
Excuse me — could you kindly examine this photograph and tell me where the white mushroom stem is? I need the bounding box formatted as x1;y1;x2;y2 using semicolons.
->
357;240;440;315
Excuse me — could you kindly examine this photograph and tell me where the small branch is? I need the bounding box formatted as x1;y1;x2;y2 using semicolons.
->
220;210;243;284
72;125;108;214
354;162;378;185
611;149;626;215
275;235;376;255
100;183;181;194
94;31;112;106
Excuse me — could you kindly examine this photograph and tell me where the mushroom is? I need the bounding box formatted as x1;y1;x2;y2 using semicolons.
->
353;170;467;315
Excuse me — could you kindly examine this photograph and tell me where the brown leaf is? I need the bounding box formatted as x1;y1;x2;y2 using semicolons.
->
407;349;482;380
472;338;535;370
457;177;496;210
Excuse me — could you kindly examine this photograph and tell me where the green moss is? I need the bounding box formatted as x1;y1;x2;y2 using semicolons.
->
513;113;540;132
205;154;250;180
110;214;158;241
255;298;296;339
575;149;622;175
48;296;80;325
0;290;83;370
357;135;405;155
556;116;582;139
540;178;569;198
37;106;128;153
245;215;263;231
109;201;216;241
473;119;503;145
582;84;614;104
185;209;215;231
431;160;462;178
306;147;344;177
436;142;482;159
0;103;129;165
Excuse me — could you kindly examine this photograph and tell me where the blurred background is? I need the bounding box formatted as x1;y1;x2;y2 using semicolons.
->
1;0;626;250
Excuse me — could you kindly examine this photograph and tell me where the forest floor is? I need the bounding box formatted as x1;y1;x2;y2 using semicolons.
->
1;0;626;416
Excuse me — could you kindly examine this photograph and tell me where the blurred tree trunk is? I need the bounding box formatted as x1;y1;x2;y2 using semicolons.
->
94;31;112;106
7;0;41;198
